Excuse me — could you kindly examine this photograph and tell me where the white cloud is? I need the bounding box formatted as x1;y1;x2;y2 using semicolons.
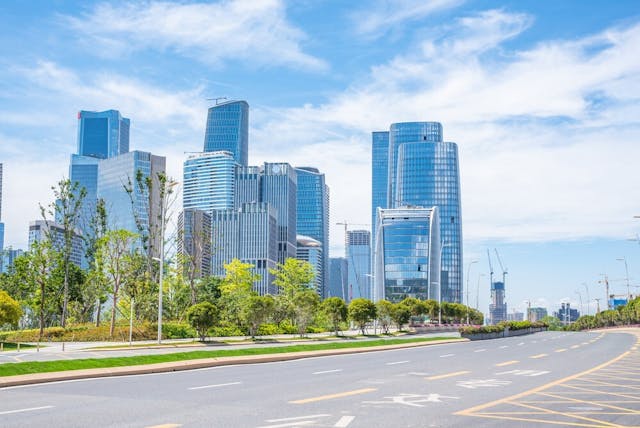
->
252;10;640;244
351;0;465;37
64;0;327;71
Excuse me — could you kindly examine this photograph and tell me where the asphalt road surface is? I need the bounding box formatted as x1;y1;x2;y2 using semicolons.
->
1;330;638;427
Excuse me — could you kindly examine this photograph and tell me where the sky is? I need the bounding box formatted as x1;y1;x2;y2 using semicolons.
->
0;0;639;317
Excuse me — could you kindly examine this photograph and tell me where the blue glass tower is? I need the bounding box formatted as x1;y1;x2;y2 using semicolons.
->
295;167;330;298
204;101;249;166
0;163;4;261
328;257;348;300
371;131;389;236
347;230;371;302
77;110;130;159
261;162;297;264
183;151;236;213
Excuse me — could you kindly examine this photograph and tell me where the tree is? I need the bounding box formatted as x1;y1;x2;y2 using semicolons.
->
348;298;377;335
376;300;394;334
321;297;347;336
293;289;320;337
0;290;22;327
96;229;139;338
40;178;86;327
186;302;218;341
244;295;275;338
22;240;59;339
391;303;412;332
219;259;260;330
270;259;315;325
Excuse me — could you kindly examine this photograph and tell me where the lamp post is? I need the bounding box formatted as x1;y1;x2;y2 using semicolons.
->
582;282;590;316
465;260;478;324
616;257;631;302
575;290;583;317
156;179;178;344
438;242;451;325
475;273;485;310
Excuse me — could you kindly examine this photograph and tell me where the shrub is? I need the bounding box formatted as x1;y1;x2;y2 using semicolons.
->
256;323;279;336
162;322;196;339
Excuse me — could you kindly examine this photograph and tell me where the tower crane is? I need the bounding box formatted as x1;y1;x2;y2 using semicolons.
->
494;248;508;286
486;249;494;289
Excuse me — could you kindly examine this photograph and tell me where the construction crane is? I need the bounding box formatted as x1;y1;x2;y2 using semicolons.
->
494;248;508;286
335;221;370;257
486;249;494;289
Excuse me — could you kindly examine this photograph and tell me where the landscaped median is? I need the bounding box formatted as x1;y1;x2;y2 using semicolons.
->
0;336;465;387
459;321;548;340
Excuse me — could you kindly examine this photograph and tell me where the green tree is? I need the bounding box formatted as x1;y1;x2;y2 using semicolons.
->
244;295;275;338
376;300;394;334
219;259;260;330
293;289;320;337
390;303;412;331
348;298;377;335
0;290;22;327
270;258;315;325
540;315;562;330
40;178;86;327
186;301;218;341
96;229;139;337
321;297;347;336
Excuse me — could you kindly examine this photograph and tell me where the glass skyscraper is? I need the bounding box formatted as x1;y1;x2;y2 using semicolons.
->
295;167;329;297
346;230;371;302
374;206;440;303
261;162;297;264
371;131;389;239
183;151;236;213
296;235;323;295
0;163;4;263
76;110;130;159
204;100;249;166
372;122;463;303
328;257;348;300
177;209;212;279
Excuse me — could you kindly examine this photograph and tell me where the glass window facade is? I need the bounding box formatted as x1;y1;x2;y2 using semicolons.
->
183;151;236;213
77;110;130;159
347;230;371;302
261;163;297;264
177;209;212;278
204;101;249;166
296;235;323;296
371;131;389;247
328;257;348;300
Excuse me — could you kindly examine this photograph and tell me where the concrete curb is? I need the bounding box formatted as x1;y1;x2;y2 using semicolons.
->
0;338;466;388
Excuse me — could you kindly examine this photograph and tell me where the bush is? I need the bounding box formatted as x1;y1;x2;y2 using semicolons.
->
162;322;196;339
256;323;279;336
209;322;246;337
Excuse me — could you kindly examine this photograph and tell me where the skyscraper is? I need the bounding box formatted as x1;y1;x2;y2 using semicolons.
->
328;257;348;300
372;122;463;303
28;220;84;266
183;151;236;213
371;131;389;236
97;150;166;257
177;209;212;279
489;281;507;325
374;206;440;303
0;163;4;262
296;235;323;296
235;165;262;206
204;100;249;166
261;162;297;264
295;167;329;297
346;230;371;302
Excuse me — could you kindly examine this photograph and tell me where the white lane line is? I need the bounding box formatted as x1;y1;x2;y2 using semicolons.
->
258;421;314;428
474;349;486;353
266;415;331;423
313;369;343;375
188;381;242;390
0;406;54;416
440;354;455;358
499;345;508;349
335;415;356;427
386;360;410;365
517;342;524;346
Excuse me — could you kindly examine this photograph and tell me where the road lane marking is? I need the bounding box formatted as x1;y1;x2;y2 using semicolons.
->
313;369;343;374
529;353;548;359
499;345;509;349
258;422;315;428
571;345;580;349
517;342;524;346
555;348;567;353
290;388;377;404
426;370;471;380
439;353;455;358
474;349;487;353
386;360;410;365
145;425;182;428
334;416;355;427
188;381;241;390
0;406;54;415
495;360;519;367
266;415;331;422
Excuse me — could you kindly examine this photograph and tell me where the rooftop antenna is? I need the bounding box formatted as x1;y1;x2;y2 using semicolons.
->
206;97;228;105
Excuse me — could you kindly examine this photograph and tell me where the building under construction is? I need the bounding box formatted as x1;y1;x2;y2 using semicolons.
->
488;249;508;325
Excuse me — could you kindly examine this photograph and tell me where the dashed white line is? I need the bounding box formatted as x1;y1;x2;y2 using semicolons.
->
517;342;524;346
313;369;343;375
266;415;331;423
188;381;242;390
334;416;356;427
499;345;508;349
474;349;486;353
386;360;410;365
0;406;54;416
440;354;455;358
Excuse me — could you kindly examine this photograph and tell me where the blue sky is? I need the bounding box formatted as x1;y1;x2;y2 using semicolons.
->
1;0;639;317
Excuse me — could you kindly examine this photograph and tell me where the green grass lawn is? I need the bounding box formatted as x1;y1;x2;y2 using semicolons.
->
0;336;460;377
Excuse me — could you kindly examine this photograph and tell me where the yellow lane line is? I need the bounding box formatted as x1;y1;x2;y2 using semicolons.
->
290;388;377;404
507;400;621;427
539;391;640;415
425;370;471;380
455;350;631;416
546;385;640;401
530;353;548;359
555;348;567;353
495;360;519;367
570;377;640;391
463;413;614;427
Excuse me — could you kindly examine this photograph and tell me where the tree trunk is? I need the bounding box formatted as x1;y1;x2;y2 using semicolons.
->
62;259;69;328
39;281;45;342
110;290;118;338
96;302;101;327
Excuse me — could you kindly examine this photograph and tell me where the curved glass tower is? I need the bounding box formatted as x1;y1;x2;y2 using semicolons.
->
204;100;249;166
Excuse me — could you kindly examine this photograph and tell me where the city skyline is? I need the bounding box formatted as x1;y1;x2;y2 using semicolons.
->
1;1;639;315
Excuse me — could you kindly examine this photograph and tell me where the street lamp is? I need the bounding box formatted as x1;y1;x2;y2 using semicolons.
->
616;257;631;302
582;282;590;316
465;260;478;324
438;242;451;325
575;290;583;316
156;179;178;344
475;273;485;310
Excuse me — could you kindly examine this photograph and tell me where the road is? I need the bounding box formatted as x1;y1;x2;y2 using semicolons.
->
1;330;638;427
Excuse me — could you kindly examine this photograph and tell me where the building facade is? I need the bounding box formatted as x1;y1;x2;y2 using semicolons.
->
0;163;3;261
346;230;371;302
528;307;548;322
489;281;507;325
328;257;348;300
177;209;212;279
183;151;236;213
204;100;249;166
296;235;323;296
77;110;130;159
374;206;440;303
28;220;84;266
295;167;329;298
371;131;389;243
261;163;297;264
372;121;463;303
235;165;262;207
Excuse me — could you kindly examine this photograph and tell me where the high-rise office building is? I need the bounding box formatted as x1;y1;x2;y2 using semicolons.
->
177;209;212;279
28;220;84;266
346;230;371;302
528;307;548;322
1;247;23;274
211;202;278;295
235;165;262;206
97;151;166;257
372;122;463;303
295;167;329;298
374;207;440;303
0;163;4;258
262;163;297;264
183;151;236;213
328;257;348;300
296;235;323;296
371;131;389;237
204;100;249;166
489;282;507;325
